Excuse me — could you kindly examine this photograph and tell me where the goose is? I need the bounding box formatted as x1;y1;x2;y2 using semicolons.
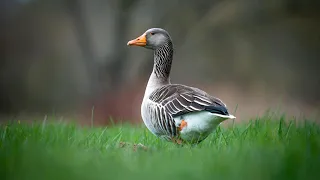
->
127;28;236;144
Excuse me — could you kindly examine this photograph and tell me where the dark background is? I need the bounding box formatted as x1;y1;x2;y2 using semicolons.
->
1;0;319;125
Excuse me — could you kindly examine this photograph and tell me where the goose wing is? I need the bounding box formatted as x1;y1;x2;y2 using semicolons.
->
149;84;230;118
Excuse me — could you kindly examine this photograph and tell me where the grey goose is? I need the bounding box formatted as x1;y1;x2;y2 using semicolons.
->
127;28;235;144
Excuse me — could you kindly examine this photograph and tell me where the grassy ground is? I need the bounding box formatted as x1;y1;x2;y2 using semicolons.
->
1;113;320;180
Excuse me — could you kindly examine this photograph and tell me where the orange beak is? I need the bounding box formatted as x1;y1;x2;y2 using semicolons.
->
127;33;147;46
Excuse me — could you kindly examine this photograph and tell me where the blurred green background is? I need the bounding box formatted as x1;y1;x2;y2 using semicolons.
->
1;0;319;124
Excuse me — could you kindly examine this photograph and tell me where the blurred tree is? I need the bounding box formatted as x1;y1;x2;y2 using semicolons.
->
0;0;319;121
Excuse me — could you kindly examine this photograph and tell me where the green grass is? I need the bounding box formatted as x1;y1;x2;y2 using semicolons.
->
1;114;320;180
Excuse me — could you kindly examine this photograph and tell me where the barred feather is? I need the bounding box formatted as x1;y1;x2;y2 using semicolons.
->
136;28;233;143
149;84;229;118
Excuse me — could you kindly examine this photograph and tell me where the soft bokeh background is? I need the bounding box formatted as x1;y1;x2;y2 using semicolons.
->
1;0;320;125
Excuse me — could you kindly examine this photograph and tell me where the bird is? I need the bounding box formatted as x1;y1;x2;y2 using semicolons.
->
127;28;236;144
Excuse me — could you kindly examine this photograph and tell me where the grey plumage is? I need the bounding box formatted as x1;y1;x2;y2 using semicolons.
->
128;28;235;143
153;38;173;78
144;84;230;139
150;84;228;117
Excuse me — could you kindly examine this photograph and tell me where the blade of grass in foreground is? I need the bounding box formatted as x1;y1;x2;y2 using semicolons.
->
0;115;320;180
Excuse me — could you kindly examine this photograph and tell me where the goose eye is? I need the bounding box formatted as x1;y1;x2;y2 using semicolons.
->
150;32;155;35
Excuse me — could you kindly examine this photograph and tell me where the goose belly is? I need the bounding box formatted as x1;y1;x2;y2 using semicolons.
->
173;111;231;143
141;101;159;136
141;99;171;139
141;99;179;141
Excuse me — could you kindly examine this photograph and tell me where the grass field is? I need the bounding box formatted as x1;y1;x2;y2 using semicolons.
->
1;113;320;180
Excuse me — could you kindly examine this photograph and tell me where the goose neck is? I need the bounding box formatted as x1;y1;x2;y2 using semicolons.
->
145;41;173;95
152;41;173;80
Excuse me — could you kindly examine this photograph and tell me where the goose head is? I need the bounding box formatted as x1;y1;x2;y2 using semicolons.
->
127;28;172;50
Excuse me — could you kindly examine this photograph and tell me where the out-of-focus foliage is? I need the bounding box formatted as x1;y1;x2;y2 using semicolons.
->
1;0;319;122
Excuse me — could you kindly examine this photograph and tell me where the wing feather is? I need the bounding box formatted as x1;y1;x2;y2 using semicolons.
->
149;84;229;118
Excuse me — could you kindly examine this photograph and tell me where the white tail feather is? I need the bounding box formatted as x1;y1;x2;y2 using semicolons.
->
211;113;236;119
